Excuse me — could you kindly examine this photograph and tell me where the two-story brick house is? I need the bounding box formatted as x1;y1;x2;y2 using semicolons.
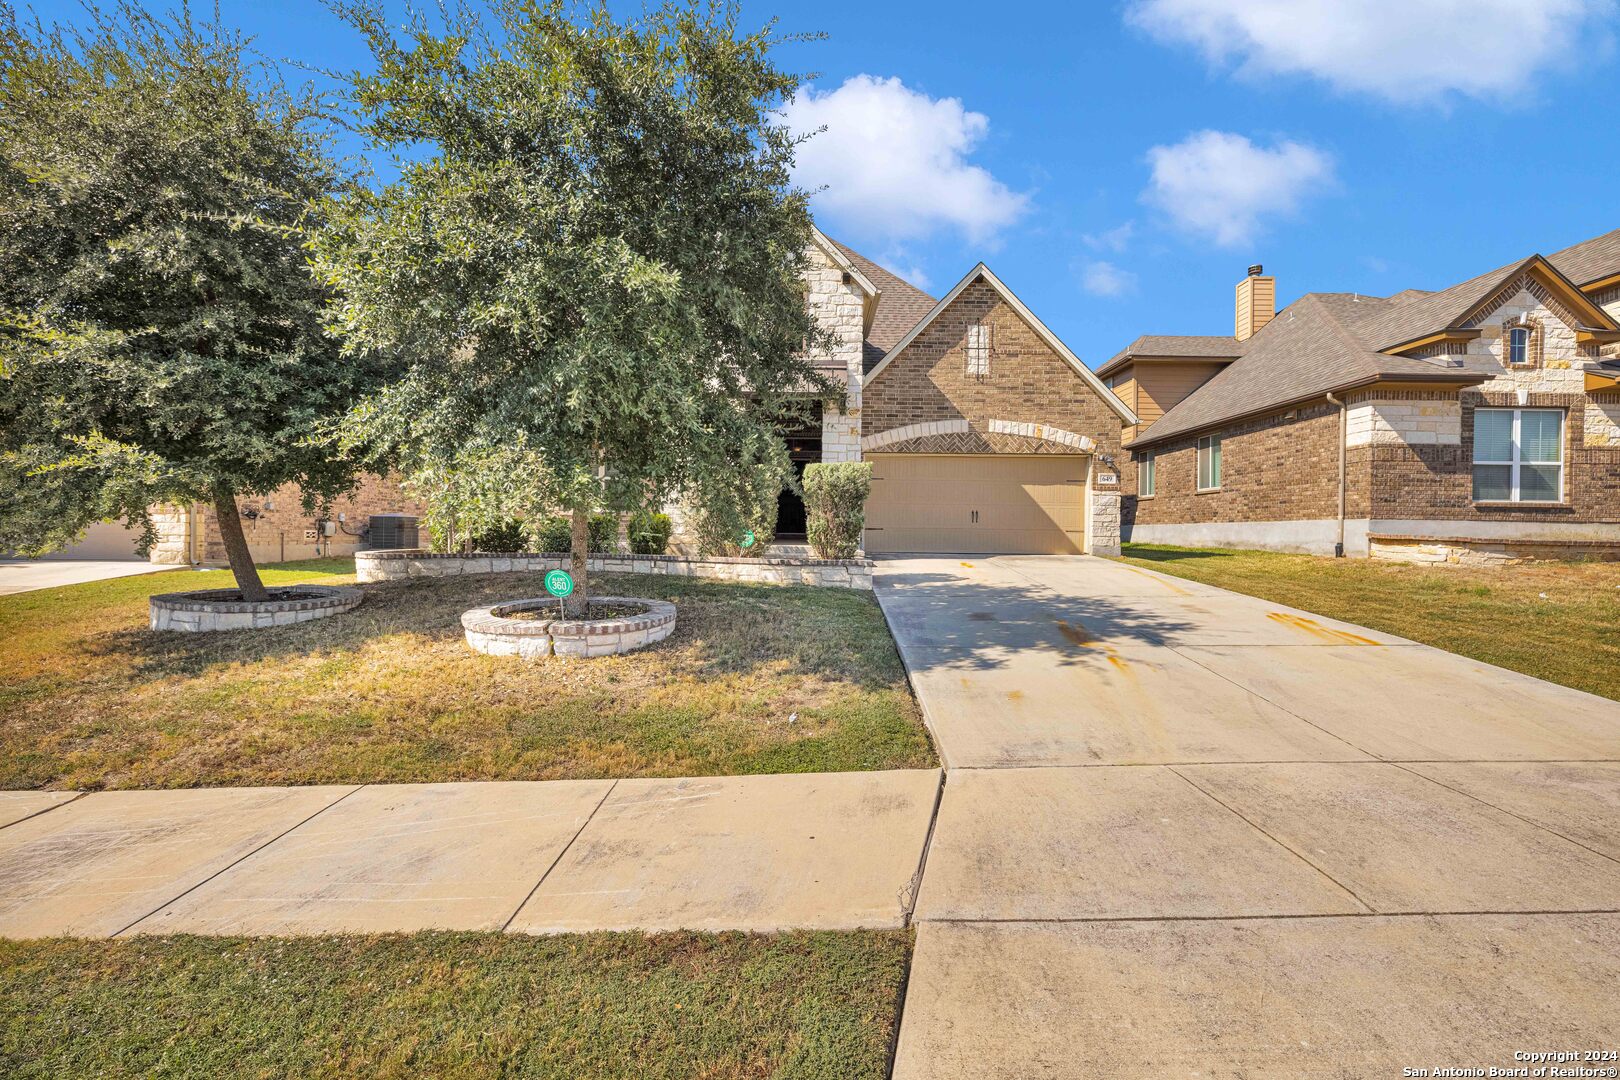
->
796;232;1137;556
149;228;1140;564
1101;228;1620;562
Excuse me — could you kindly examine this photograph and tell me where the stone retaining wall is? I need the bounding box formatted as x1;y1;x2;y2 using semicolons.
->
1369;534;1620;567
150;585;363;631
356;549;874;590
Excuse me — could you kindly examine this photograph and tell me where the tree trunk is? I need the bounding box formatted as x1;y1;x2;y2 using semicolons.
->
566;506;590;618
212;482;269;602
616;511;631;555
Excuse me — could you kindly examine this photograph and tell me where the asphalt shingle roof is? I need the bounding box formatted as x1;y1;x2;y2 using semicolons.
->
827;240;937;373
1126;226;1620;448
1096;335;1246;377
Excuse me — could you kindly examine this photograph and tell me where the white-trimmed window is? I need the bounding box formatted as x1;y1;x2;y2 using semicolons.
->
966;323;991;377
1139;452;1156;497
1472;408;1563;503
1507;325;1532;365
1196;435;1222;491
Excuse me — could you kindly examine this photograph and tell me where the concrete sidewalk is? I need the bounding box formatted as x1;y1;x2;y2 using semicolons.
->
877;555;1620;1079
0;770;941;938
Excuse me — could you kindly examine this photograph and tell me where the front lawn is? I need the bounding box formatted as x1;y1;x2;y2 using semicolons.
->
1119;543;1620;701
0;559;932;790
0;929;911;1079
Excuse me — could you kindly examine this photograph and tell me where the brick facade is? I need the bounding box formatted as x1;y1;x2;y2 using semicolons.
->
1125;402;1366;528
1369;389;1620;525
150;473;427;566
862;278;1124;466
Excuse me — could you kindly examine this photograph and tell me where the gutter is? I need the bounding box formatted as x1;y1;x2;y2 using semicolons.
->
1325;392;1347;558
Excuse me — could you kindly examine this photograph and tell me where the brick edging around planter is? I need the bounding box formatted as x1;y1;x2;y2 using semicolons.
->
356;549;874;590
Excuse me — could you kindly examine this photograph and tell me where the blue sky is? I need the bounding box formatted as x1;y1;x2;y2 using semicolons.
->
23;0;1619;365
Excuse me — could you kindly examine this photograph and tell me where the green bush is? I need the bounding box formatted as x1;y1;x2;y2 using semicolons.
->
628;511;672;555
469;518;531;553
685;475;783;559
534;513;618;553
803;462;872;560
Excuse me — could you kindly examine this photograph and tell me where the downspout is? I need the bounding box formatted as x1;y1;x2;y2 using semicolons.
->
1325;393;1347;558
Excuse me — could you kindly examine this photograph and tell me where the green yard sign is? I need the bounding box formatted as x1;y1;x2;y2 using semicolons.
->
741;530;756;549
544;569;575;598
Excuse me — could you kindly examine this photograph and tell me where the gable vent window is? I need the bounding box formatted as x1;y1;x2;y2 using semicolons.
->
966;323;991;378
1507;326;1530;365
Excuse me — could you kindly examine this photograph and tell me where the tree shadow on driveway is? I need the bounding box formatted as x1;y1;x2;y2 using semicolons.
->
872;569;1201;674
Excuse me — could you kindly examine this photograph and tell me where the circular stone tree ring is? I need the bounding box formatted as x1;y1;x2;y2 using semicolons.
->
462;595;675;659
149;585;363;632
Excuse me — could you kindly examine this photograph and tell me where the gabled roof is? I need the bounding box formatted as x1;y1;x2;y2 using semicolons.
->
1096;335;1247;378
1351;253;1620;353
1121;225;1620;448
1128;294;1488;448
865;263;1140;426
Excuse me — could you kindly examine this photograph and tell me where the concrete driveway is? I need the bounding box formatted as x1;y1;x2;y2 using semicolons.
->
0;559;178;596
878;555;1620;1079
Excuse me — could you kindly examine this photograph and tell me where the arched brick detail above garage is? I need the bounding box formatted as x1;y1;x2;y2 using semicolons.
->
862;418;1095;455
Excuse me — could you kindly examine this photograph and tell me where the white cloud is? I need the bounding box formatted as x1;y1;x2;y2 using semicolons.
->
1126;0;1614;105
782;75;1029;244
1081;261;1137;297
1083;222;1135;253
1143;131;1334;247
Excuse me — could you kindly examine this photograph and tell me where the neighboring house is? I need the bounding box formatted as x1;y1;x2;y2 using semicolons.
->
1101;227;1620;562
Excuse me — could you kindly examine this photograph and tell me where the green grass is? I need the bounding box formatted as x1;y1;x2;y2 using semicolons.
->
0;559;932;790
0;930;911;1079
1119;542;1620;700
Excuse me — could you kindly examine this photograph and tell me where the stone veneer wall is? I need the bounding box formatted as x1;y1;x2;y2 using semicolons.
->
356;549;874;590
1585;399;1620;448
148;473;428;566
1370;534;1620;567
1346;399;1461;447
804;243;867;463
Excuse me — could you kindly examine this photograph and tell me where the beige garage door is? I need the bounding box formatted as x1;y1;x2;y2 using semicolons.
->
864;454;1088;555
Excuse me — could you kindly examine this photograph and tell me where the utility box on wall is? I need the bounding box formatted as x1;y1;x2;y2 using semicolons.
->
367;513;419;550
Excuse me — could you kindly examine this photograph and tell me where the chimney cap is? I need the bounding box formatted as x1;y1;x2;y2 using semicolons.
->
1247;264;1265;277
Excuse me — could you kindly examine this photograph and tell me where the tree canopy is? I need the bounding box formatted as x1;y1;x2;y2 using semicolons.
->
315;0;831;613
0;2;389;599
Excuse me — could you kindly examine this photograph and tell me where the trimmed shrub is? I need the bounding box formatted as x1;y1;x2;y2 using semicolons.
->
803;462;872;560
628;511;672;555
469;518;530;553
533;514;617;553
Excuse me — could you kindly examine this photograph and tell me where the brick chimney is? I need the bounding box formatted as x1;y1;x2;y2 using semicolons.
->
1235;264;1275;342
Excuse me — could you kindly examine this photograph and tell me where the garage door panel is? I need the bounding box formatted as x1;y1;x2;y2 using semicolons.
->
865;455;1087;555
